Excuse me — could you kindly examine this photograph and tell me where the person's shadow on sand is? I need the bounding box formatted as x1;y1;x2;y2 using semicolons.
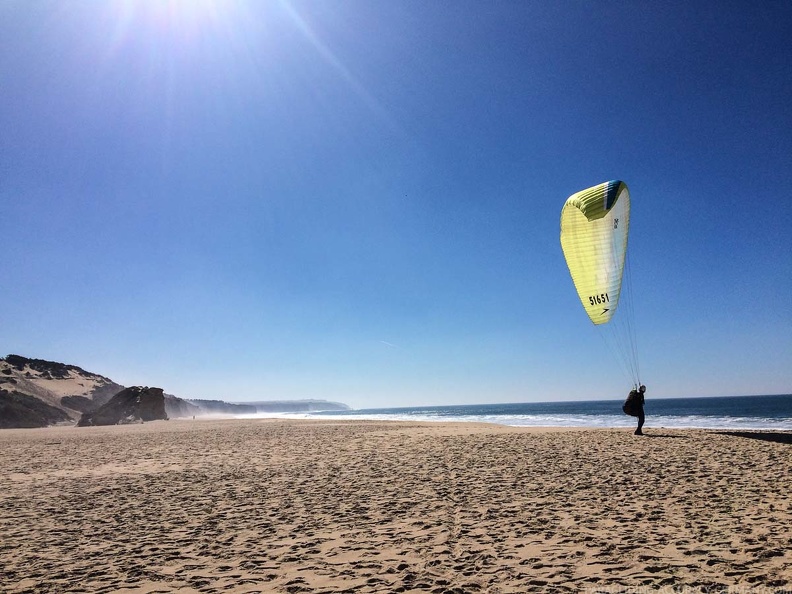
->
713;431;792;445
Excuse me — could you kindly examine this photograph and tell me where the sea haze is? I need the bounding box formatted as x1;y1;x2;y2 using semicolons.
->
245;395;792;431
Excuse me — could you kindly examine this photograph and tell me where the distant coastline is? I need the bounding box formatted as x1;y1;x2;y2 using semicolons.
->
232;399;351;413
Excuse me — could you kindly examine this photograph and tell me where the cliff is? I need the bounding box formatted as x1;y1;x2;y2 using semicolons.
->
165;394;201;418
187;399;258;415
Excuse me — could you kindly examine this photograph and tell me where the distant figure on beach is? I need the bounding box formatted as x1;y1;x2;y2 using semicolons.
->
623;385;646;435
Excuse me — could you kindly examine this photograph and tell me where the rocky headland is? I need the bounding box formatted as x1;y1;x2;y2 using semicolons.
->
77;386;168;426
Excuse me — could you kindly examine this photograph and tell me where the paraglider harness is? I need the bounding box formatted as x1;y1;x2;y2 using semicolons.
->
622;388;642;417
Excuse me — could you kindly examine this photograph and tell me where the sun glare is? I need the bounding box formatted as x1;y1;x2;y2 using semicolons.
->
113;0;248;43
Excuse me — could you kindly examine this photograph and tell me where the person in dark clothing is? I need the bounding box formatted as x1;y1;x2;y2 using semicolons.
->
634;384;646;435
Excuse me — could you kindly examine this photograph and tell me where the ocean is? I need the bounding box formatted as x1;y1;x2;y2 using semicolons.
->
256;394;792;431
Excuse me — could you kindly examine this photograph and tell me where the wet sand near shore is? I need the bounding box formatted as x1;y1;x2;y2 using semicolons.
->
1;419;790;593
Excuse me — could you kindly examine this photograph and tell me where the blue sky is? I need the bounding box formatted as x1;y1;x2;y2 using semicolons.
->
2;1;790;408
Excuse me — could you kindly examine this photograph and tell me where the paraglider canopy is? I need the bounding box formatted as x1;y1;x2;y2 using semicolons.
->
560;180;630;325
560;180;640;386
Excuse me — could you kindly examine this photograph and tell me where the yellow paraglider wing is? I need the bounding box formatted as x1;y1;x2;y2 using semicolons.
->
560;180;630;325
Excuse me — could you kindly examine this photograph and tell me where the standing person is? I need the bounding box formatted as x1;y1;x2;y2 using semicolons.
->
623;384;647;435
634;385;646;435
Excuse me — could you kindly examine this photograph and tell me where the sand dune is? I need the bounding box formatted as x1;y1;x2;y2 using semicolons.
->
0;356;124;422
1;420;790;592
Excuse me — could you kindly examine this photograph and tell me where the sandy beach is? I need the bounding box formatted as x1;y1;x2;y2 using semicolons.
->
1;420;790;593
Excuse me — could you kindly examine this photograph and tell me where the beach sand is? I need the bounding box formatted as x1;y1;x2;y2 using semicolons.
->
1;420;790;593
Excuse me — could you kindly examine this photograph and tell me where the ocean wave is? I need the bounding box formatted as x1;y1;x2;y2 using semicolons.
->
240;411;792;431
